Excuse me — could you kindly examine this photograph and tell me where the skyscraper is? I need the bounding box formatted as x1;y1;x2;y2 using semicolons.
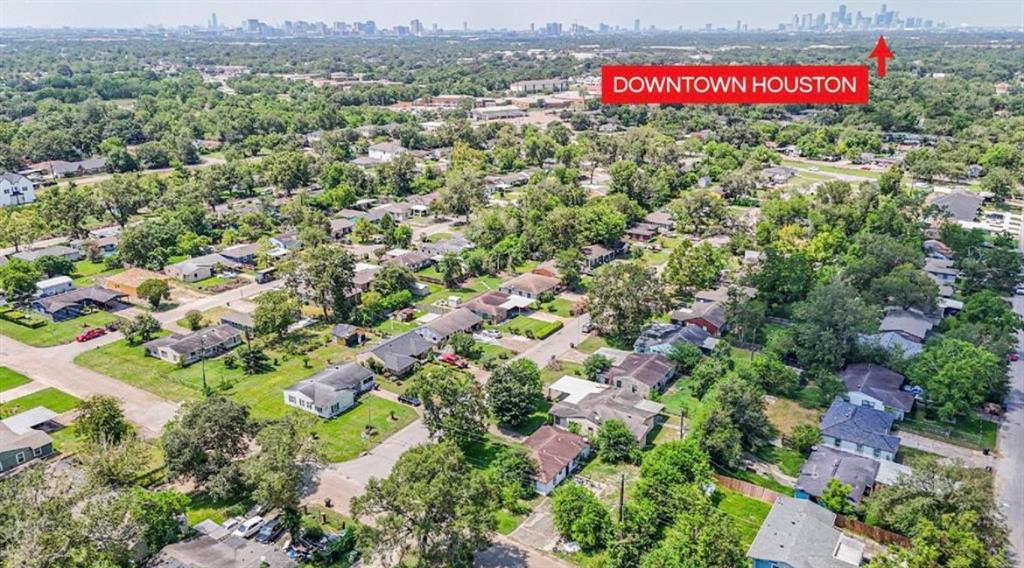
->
208;13;218;31
634;18;640;32
409;19;423;35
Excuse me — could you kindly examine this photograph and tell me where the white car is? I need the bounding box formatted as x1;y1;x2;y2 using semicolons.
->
1015;285;1024;296
232;516;264;539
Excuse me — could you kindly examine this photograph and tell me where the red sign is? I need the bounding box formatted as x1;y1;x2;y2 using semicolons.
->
601;65;870;105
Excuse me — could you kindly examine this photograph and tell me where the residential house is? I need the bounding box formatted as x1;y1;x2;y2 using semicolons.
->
71;234;119;258
580;243;625;274
363;330;433;377
499;272;560;300
530;260;561;280
283;363;375;418
923;257;958;286
747;497;865;568
669;301;727;337
879;307;936;344
625;223;657;242
839;363;915;420
483;171;532;196
219;243;260;265
603;353;677;397
147;522;297;568
858;331;925;359
548;376;665;443
418;235;474;258
143;325;243;366
523;425;590;495
368;202;413;223
34;275;73;298
386;250;432;272
928;190;984;223
219;310;255;334
633;322;719;354
407;191;439;216
31;286;126;321
0;408;57;474
329;218;355;240
643;211;675;233
269;232;302;252
415;308;483;344
796;447;880;504
331;324;366;346
923;239;953;261
763;166;797;186
0;172;36;207
820;399;901;461
462;290;533;323
367;141;409;163
165;254;241;283
28;157;108;178
11;245;82;263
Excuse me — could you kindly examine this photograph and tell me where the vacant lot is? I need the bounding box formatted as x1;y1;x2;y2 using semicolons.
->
501;316;562;339
0;311;120;347
0;367;31;393
766;396;823;437
0;387;81;416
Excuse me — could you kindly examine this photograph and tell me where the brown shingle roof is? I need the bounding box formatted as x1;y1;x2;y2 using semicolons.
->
523;425;588;484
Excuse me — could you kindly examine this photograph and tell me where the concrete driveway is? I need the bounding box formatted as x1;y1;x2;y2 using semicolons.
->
509;498;559;552
476;535;573;568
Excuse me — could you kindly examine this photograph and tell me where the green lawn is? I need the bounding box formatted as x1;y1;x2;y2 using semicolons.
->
0;387;81;416
781;158;882;179
307;395;418;462
540;361;583;385
0;367;31;393
576;335;609;354
185;491;255;526
372;318;420;336
714;489;772;547
503;397;552;437
899;410;998;451
754;446;807;478
174;306;233;330
717;464;796;497
500;316;563;339
423;232;453;243
538;298;574;317
71;259;123;287
0;311;120;347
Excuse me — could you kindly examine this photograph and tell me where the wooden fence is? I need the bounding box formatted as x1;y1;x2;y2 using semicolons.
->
713;473;784;504
834;515;912;548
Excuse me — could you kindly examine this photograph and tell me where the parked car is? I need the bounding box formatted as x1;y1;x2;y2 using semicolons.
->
255;517;283;543
1015;285;1024;296
481;329;502;339
439;353;468;369
105;321;120;331
398;393;422;407
1009;352;1019;362
232;516;264;539
75;328;107;342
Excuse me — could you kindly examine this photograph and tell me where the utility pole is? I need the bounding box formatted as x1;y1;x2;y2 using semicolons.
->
618;473;625;522
680;409;686;439
200;333;208;395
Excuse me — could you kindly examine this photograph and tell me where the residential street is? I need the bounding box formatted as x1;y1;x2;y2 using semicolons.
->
516;316;584;368
998;295;1024;566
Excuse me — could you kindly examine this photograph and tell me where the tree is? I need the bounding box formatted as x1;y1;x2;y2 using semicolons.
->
868;263;939;311
36;182;95;238
820;478;855;515
238;343;270;375
720;163;763;201
183;309;204;331
555;248;584;290
161;396;251;498
95;174;151;227
485;359;542;426
78;436;150;487
689;356;729;399
408;365;488;446
671;190;730;236
907;338;1006;419
583;353;613;381
865;457;1007;553
789;424;822;454
595;419;640;463
872;512;1005;568
448;332;480;359
742;353;799;397
244;415;322;538
588;262;665;343
262;151;312;195
666;343;702;375
980;167;1019;200
490;446;538;500
639;504;747;568
664;240;725;293
284;244;355;320
0;208;42;253
0;258;41;299
131;488;191;552
751;249;816;313
637;439;712;491
551;483;611;551
708;375;777;450
75;395;133;447
351;442;500;568
692;406;743;468
437;252;465;288
791;279;877;370
370;264;416;297
137;278;170;309
253;289;301;338
437;167;485;219
121;313;161;344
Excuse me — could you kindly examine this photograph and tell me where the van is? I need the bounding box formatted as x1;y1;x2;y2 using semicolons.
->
232;516;264;539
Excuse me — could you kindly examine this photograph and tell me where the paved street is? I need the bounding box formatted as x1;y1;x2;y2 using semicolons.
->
998;295;1024;566
516;316;584;368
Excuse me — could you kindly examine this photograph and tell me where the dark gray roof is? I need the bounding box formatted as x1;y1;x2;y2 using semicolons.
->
12;245;79;262
286;363;373;406
331;324;359;338
747;497;863;568
33;286;125;313
369;331;433;373
796;447;880;503
147;533;297;568
633;323;717;352
144;325;241;355
606;353;676;387
821;400;900;453
550;388;664;441
840;363;915;413
930;191;984;222
879;307;935;341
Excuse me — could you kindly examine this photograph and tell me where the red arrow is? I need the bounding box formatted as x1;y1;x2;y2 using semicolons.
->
868;35;894;78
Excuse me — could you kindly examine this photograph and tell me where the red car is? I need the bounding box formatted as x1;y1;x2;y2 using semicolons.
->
439;353;468;369
75;328;107;343
1008;353;1019;362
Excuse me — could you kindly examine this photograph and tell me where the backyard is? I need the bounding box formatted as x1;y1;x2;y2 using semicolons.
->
0;311;121;347
714;488;772;547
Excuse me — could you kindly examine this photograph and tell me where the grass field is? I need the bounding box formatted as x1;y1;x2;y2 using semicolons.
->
754;445;807;478
422;232;453;243
174;306;233;330
781;158;883;179
0;367;31;393
0;311;120;347
71;259;123;287
0;387;81;416
540;361;583;385
501;316;562;339
538;298;574;317
714;488;772;547
766;397;823;437
576;335;609;354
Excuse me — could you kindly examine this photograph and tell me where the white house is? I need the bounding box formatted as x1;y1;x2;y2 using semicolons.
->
34;276;74;298
367;142;409;163
283;363;376;418
0;173;35;207
142;325;243;366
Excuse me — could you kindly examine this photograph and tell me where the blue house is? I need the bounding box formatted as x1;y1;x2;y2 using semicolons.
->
821;399;901;462
31;286;126;322
748;497;865;568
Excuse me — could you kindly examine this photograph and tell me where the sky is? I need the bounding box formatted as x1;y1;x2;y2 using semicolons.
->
2;0;1023;30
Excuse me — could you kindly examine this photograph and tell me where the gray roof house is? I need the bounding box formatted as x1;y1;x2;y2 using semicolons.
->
550;387;664;443
143;325;243;366
633;322;719;354
748;497;865;568
821;399;901;461
284;363;375;419
923;257;959;285
11;245;83;263
31;286;126;322
604;353;677;397
929;190;984;223
0;408;56;475
840;363;915;419
165;253;242;283
415;308;483;344
148;529;297;568
796;446;880;504
364;330;433;376
879;307;936;343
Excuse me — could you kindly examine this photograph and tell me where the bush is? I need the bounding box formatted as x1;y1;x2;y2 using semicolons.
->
789;424;822;454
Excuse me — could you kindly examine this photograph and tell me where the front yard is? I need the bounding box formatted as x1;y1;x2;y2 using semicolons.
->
0;311;120;347
500;316;563;340
71;259;124;287
0;387;81;416
0;367;31;393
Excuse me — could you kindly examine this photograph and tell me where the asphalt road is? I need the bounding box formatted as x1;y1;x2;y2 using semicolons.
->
998;295;1024;566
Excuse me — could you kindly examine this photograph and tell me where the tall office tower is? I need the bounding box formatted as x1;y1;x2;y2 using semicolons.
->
410;19;423;35
634;18;640;32
736;20;741;32
838;4;847;26
208;13;218;31
462;21;468;31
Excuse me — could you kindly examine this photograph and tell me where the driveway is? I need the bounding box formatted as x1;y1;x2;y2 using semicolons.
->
516;316;584;368
476;535;573;568
509;498;559;552
898;431;994;468
999;295;1024;565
